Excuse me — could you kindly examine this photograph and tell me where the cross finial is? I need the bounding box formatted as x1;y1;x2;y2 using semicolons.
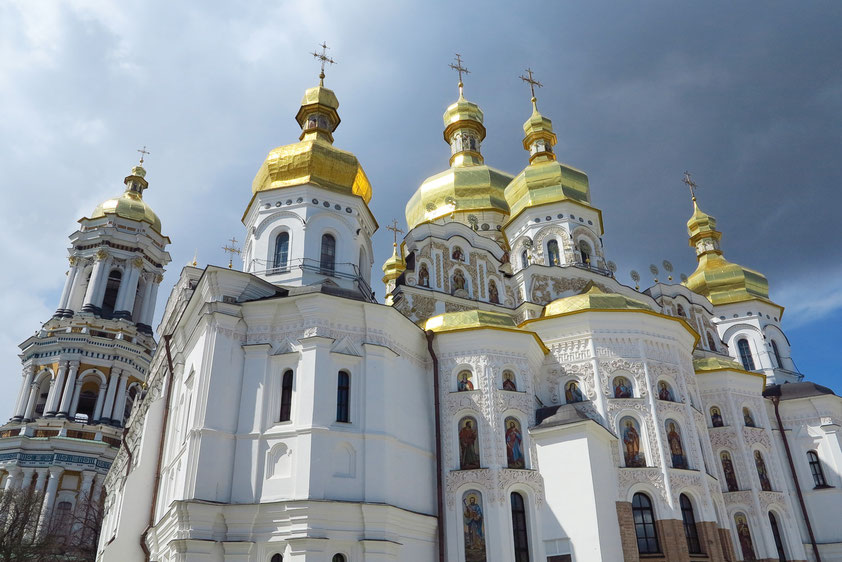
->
449;53;470;90
221;236;241;269
519;68;543;101
137;145;150;165
311;42;336;85
386;219;404;246
682;171;698;202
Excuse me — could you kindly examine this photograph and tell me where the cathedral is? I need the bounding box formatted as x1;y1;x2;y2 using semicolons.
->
2;54;841;562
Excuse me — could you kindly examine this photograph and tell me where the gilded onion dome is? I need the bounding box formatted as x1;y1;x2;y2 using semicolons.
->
504;98;594;224
542;282;653;316
249;78;372;209
405;84;512;231
381;243;406;284
89;165;163;233
683;199;773;307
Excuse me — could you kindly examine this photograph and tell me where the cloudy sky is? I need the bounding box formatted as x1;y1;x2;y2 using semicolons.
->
1;1;840;416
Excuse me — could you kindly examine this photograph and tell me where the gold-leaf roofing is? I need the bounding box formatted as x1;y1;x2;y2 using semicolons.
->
423;309;548;353
542;283;653;316
683;201;773;307
381;243;406;282
505;160;592;221
693;356;748;373
89;166;163;233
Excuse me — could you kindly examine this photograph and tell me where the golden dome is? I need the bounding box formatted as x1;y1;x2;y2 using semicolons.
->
683;200;772;307
90;165;162;233
381;243;406;283
405;86;511;230
423;309;549;352
693;356;748;373
542;282;653;316
504;98;595;227
249;80;372;206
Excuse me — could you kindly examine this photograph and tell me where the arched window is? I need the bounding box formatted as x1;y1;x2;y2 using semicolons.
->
578;240;591;264
320;234;336;274
76;389;97;422
737;338;755;370
676;304;686;317
680;494;702;554
706;332;717;351
547;240;560;266
280;370;293;422
273;232;289;271
101;269;122;316
336;371;350;423
271;555;282;562
54;501;73;535
807;451;828;487
34;376;51;417
771;340;783;369
632;493;660;554
743;407;756;427
769;512;787;562
521;250;529;270
123;385;139;424
331;555;346;562
510;492;530;562
754;450;772;491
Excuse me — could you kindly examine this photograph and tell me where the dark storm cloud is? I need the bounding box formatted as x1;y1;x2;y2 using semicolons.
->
0;1;839;417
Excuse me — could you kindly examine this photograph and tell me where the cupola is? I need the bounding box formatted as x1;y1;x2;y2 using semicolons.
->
90;164;163;234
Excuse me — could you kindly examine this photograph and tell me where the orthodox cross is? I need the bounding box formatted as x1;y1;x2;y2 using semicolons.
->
519;68;543;99
137;145;150;165
682;171;698;202
386;219;404;245
311;41;336;81
221;236;241;269
449;53;470;86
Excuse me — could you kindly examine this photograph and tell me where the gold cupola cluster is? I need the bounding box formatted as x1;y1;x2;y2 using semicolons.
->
89;164;163;233
404;81;512;233
683;198;772;306
504;94;595;226
249;75;372;208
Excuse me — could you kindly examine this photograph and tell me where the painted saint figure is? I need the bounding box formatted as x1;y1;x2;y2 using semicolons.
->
710;407;724;427
457;371;474;392
452;269;466;293
502;371;517;391
505;417;525;469
459;417;481;470
657;381;674;401
613;376;632;398
667;421;688;469
621;417;645;467
754;450;772;491
418;263;430;287
721;451;739;492
462;491;486;562
488;280;499;304
735;513;756;561
743;407;756;427
452;246;464;261
565;381;584;403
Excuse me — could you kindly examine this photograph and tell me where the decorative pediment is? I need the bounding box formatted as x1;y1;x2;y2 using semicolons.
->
331;336;363;357
272;337;300;356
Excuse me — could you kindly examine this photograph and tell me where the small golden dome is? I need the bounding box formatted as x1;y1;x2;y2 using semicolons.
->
522;100;556;150
543;283;653;316
250;80;372;205
683;200;772;306
381;243;406;283
90;165;162;233
443;90;485;138
693;356;748;373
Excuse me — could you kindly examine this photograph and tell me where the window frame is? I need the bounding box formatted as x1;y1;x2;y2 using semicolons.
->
320;233;336;275
737;338;756;371
279;369;293;422
336;371;350;423
631;492;660;554
273;231;290;272
510;491;530;562
768;511;788;562
771;340;783;369
807;450;828;488
679;494;702;554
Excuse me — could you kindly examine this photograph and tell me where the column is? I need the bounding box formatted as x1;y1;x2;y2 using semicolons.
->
56;257;80;315
74;471;96;517
92;257;113;308
63;259;89;316
36;466;64;534
12;364;36;420
93;382;107;423
114;259;143;319
144;276;161;326
19;467;35;490
3;466;21;491
32;468;49;495
90;474;104;506
137;275;154;325
111;372;130;427
44;361;68;417
100;369;120;423
57;361;80;418
23;381;40;421
81;251;109;312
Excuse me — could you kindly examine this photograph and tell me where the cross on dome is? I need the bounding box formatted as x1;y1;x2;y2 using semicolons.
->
311;41;336;85
683;170;699;202
386;219;404;246
519;67;543;102
137;145;150;165
449;53;470;91
222;236;241;269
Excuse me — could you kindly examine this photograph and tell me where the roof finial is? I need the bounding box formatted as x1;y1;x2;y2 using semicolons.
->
683;170;699;203
449;53;470;95
519;67;543;107
386;218;405;247
221;236;241;269
310;42;336;86
136;145;150;166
